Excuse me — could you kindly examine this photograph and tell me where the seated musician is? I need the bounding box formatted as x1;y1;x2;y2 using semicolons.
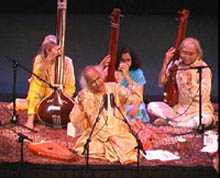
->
69;65;143;164
147;37;215;129
99;46;150;125
7;34;76;129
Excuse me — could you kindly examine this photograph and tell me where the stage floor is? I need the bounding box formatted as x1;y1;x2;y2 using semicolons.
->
0;102;218;178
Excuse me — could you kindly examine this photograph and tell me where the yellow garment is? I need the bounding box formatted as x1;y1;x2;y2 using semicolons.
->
70;82;142;164
7;55;75;115
7;98;28;111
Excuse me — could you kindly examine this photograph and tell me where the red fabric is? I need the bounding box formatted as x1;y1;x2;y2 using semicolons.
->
0;102;217;167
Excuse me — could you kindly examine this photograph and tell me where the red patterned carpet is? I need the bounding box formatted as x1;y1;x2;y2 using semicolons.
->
0;101;218;178
0;102;217;166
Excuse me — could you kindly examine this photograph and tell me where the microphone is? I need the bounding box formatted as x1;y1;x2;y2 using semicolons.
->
110;93;115;108
103;94;108;110
168;60;180;72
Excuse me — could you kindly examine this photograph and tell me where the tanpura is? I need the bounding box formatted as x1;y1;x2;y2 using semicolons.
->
106;8;123;82
163;10;189;106
37;0;74;128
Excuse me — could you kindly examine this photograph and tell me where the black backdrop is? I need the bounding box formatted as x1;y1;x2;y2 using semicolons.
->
0;0;218;15
0;0;218;102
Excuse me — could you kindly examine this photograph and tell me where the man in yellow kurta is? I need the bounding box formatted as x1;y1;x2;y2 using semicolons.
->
16;35;75;129
70;66;143;164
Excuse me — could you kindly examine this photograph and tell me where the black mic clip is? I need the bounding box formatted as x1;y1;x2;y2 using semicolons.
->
110;93;115;108
103;94;108;111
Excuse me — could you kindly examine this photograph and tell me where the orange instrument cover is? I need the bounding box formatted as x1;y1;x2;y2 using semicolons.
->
27;140;78;162
163;9;189;106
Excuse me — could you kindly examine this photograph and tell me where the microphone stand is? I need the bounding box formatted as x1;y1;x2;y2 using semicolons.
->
110;94;146;172
197;66;204;134
5;56;56;91
11;59;18;124
170;65;210;136
2;56;57;133
82;98;106;178
0;123;33;178
1;56;35;132
16;131;33;178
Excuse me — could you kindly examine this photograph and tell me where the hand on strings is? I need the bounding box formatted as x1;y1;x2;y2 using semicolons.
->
158;47;176;86
99;54;111;70
46;45;63;65
164;47;176;65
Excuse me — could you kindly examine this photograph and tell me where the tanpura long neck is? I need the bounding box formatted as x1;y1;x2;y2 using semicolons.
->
54;0;67;89
172;10;189;62
106;8;122;82
172;25;185;61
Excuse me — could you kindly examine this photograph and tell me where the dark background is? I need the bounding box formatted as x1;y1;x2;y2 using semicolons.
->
0;0;218;102
0;0;218;15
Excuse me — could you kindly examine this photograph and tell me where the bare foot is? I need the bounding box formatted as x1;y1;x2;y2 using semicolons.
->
25;114;35;129
24;122;34;130
152;118;169;126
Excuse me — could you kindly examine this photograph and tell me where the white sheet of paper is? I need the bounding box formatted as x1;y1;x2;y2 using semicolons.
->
200;145;218;153
144;150;180;161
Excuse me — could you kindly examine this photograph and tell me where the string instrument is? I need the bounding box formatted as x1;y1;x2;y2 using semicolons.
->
163;9;189;106
37;0;74;128
27;140;78;162
106;8;123;82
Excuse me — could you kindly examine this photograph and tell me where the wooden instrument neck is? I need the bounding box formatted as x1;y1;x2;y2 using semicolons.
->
55;0;67;86
171;10;189;63
106;8;123;82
